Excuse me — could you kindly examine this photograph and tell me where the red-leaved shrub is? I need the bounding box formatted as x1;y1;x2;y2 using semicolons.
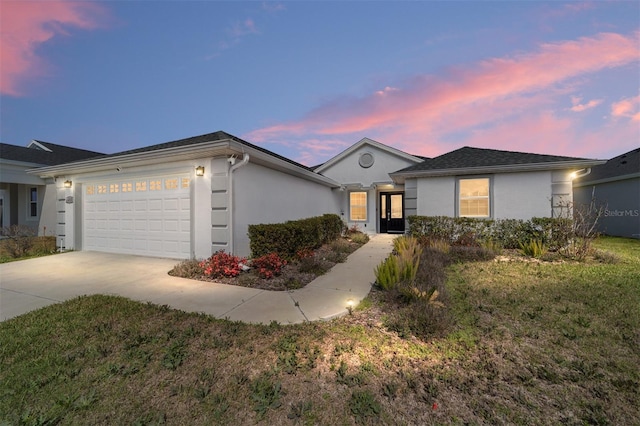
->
200;251;246;278
252;252;287;279
295;248;315;260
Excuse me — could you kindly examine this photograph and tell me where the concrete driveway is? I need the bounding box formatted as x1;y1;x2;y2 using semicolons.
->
0;235;395;324
0;251;271;322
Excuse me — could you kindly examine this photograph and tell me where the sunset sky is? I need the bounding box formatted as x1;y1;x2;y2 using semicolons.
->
1;1;638;165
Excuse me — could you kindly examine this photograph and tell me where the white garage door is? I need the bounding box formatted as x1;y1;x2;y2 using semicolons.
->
84;175;191;258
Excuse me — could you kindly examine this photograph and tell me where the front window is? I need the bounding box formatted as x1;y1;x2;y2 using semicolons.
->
350;192;367;221
29;187;38;217
459;178;490;217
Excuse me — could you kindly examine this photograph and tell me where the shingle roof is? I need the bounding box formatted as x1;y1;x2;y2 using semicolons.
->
573;147;640;183
0;141;104;166
63;130;314;171
395;146;596;173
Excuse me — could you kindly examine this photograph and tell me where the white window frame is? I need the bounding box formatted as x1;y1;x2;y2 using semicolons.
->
349;191;368;221
457;177;492;218
28;187;38;218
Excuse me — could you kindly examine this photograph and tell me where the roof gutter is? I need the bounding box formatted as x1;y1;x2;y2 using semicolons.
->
26;138;340;188
390;159;607;183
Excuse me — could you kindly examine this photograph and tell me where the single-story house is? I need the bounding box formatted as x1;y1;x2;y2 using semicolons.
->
0;140;103;234
27;131;605;259
573;148;640;239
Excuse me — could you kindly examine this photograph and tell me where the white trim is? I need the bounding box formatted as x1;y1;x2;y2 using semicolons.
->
391;159;607;183
456;176;493;218
27;186;39;219
314;137;422;173
573;172;640;187
27;140;53;152
28;139;341;188
349;191;368;222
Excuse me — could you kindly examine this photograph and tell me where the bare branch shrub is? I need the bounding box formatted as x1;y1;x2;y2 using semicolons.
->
0;225;36;258
555;198;605;260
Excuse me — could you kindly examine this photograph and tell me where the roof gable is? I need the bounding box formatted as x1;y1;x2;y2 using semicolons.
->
63;130;314;171
28;131;341;188
0;141;103;166
314;137;423;173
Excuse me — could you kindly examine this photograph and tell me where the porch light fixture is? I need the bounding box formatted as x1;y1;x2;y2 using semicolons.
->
63;180;72;188
195;166;205;176
346;298;354;314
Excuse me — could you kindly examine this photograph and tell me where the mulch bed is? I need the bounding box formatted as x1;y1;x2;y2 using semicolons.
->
174;240;364;291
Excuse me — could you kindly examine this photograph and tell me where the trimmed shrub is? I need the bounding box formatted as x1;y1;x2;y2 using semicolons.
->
408;215;573;250
248;214;344;259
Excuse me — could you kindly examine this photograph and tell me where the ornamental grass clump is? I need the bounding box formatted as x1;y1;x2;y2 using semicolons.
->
375;236;422;290
374;255;400;291
395;236;423;283
519;239;547;259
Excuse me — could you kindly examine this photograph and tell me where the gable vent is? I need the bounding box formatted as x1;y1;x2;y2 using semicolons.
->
359;152;375;168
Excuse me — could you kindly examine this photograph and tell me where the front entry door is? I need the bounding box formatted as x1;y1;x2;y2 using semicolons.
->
380;192;404;233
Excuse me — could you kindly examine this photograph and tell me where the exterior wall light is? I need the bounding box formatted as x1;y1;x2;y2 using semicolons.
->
64;180;72;188
195;166;205;176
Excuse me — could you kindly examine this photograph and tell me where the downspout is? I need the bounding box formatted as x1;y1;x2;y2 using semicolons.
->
228;153;250;254
571;168;591;180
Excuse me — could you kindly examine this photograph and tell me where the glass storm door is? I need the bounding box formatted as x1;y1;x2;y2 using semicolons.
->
380;192;404;233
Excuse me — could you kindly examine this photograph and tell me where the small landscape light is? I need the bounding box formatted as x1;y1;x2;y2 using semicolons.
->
346;298;354;314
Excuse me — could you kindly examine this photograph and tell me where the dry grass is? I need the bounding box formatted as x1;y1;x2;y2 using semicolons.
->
0;235;57;263
1;237;638;425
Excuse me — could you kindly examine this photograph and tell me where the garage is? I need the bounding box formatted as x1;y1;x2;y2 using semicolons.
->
83;175;191;259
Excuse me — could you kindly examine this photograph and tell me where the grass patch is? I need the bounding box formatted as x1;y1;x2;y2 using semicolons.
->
1;237;638;424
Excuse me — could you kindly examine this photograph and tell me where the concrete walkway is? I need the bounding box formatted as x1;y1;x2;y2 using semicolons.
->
0;234;395;324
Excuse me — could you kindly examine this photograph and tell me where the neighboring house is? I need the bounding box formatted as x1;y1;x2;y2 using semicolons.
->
0;140;103;235
573;148;640;239
28;131;605;259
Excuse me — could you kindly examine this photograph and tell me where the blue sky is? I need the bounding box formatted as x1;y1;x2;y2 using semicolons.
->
1;1;638;165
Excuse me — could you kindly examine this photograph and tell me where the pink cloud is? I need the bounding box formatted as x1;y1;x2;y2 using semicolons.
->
611;94;640;121
0;1;109;96
245;31;639;164
569;96;603;112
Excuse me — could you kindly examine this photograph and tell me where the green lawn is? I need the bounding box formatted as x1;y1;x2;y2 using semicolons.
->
1;237;638;425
